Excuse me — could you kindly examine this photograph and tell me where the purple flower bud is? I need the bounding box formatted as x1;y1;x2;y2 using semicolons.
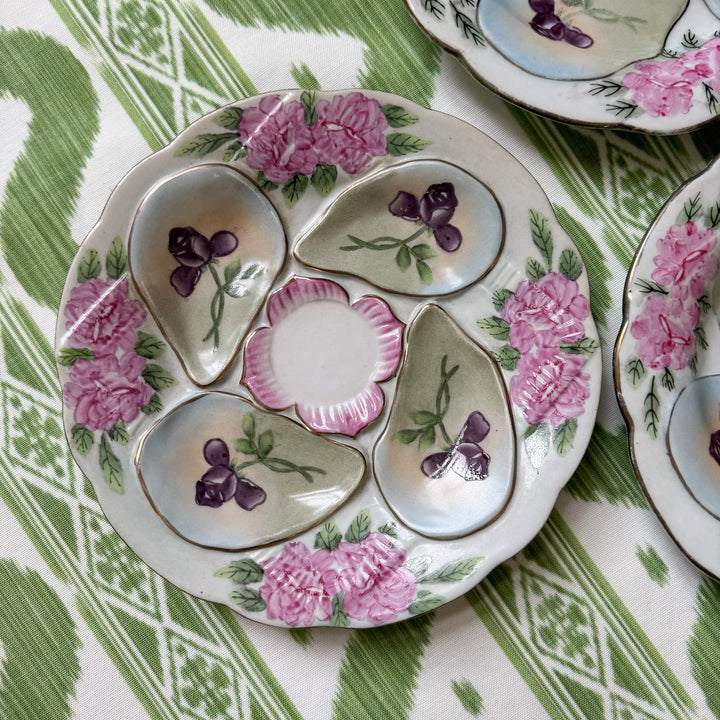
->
203;438;230;467
459;411;490;444
235;477;267;510
564;26;593;48
710;429;720;466
421;451;451;478
456;442;490;481
195;465;237;507
433;224;462;252
528;0;554;11
210;230;239;258
168;226;212;267
170;265;202;297
419;183;458;229
388;191;421;221
530;12;566;41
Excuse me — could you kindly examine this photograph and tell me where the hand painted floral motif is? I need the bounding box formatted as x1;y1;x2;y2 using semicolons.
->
216;510;484;627
59;237;177;493
242;276;404;436
477;210;597;460
394;354;492;480
167;225;263;349
625;193;720;438
175;91;431;207
709;428;720;466
340;182;462;286
591;36;720;119
194;413;325;510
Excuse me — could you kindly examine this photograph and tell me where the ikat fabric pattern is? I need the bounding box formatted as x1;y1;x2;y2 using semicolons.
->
1;0;720;718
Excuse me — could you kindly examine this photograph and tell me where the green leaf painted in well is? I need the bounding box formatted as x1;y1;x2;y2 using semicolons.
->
381;104;418;128
214;106;243;130
140;393;162;415
492;288;514;312
71;423;93;456
526;257;546;283
553;418;577;456
558;337;599;355
331;594;350;628
476;316;510;341
134;331;166;359
99;431;123;493
559;248;583;281
215;559;264;585
345;509;372;544
141;363;177;391
529;209;553;268
315;521;343;552
106;236;128;279
300;89;318;126
493;344;521;371
386;132;431;155
77;249;101;283
282;173;309;207
58;347;94;366
229;587;266;613
174;132;237;157
108;421;129;446
310;162;337;196
409;590;445;614
419;557;483;584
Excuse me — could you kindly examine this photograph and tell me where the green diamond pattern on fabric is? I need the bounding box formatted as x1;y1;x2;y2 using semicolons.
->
611;695;664;720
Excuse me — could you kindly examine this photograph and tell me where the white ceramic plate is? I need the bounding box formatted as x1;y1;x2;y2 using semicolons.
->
406;0;720;133
616;152;720;580
56;90;601;628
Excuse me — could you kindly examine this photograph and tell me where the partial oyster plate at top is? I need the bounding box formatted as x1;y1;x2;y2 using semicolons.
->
406;0;720;132
56;89;601;628
615;153;720;580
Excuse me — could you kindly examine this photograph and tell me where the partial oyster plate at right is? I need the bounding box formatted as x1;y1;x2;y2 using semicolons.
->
615;152;720;580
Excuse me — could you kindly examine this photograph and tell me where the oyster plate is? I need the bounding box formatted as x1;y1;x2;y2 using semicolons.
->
615;152;720;580
406;0;720;133
56;90;601;628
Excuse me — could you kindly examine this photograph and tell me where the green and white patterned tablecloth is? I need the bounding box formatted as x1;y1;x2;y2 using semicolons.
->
1;1;719;718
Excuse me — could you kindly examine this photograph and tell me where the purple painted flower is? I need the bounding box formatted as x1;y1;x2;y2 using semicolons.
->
528;2;593;48
709;429;720;466
334;532;417;624
388;191;421;221
64;277;146;357
530;12;566;41
195;464;237;508
311;92;389;175
63;354;152;432
419;182;458;229
259;543;340;626
237;95;317;185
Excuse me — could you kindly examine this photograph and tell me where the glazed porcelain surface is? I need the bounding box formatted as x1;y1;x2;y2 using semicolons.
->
615;152;720;580
56;90;601;628
406;0;720;132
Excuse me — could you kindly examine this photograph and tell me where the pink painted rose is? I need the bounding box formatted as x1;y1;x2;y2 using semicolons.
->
623;58;699;117
63;354;152;431
630;293;700;371
259;543;339;626
509;348;590;427
311;92;388;175
237;95;317;185
334;532;416;624
651;221;718;300
500;272;590;353
682;37;720;94
64;277;146;357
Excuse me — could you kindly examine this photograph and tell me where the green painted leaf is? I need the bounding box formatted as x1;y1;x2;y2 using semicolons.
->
410;410;437;426
525;422;550;469
300;90;318;126
134;331;166;359
493;344;521;371
282;173;309;207
141;363;177;391
558;337;599;355
174;132;237;157
140;393;162;415
378;522;398;538
58;347;94;366
214;559;264;584
214;106;243;130
381;104;419;127
559;247;583;281
331;593;350;627
242;412;255;439
419;557;483;583
415;259;433;285
526;257;546;282
386;132;431;155
394;428;423;444
222;140;248;162
257;171;279;193
626;357;645;386
241;263;263;280
409;590;445;614
234;437;255;455
553;418;577;456
314;521;343;552
406;556;432;579
644;377;660;439
71;423;93;456
223;258;252;298
310;162;337;196
106;236;128;279
396;244;411;271
411;243;436;260
418;425;436;452
345;509;371;543
108;421;129;446
529;209;553;268
229;587;266;612
492;288;514;311
77;249;101;283
257;429;274;458
99;432;123;493
476;316;510;340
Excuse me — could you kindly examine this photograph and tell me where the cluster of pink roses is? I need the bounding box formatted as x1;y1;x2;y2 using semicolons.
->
631;221;718;371
237;92;389;185
258;532;417;626
500;272;591;427
63;277;152;432
623;37;720;118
